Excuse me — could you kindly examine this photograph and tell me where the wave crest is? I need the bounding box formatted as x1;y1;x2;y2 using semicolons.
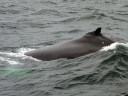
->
55;42;128;89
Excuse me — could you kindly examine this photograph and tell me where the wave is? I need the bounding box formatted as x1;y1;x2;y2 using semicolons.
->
100;42;128;51
55;42;128;89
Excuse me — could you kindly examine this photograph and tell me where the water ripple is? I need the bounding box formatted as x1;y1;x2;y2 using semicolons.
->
54;44;128;89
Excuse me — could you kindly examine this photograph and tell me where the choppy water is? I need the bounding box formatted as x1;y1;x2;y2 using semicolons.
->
0;0;128;96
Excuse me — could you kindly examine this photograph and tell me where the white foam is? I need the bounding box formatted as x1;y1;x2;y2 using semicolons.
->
0;47;40;65
17;48;41;61
100;42;128;52
0;57;19;65
0;48;34;57
7;60;19;65
17;47;35;55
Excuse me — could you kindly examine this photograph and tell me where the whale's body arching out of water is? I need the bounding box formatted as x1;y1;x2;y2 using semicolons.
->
25;28;114;61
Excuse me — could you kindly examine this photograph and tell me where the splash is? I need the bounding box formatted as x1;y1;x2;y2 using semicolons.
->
0;56;19;65
18;47;41;61
100;42;128;52
0;47;34;56
17;47;35;55
0;47;40;65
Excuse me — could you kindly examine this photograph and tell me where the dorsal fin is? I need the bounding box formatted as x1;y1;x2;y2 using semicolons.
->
87;27;102;36
94;27;102;36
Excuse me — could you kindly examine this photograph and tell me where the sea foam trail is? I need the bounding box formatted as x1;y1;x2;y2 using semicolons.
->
100;42;128;52
18;48;41;61
0;56;19;65
0;48;34;57
0;48;40;65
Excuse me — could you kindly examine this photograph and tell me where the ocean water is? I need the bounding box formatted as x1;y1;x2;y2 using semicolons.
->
0;0;128;96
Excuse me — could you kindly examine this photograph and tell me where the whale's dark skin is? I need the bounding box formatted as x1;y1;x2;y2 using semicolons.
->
24;28;114;61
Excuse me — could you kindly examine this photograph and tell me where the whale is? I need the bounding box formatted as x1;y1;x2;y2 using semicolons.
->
24;27;114;61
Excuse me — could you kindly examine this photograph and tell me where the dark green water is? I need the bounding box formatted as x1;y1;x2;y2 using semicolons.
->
0;0;128;96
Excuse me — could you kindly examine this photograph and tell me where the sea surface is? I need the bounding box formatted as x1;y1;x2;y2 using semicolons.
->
0;0;128;96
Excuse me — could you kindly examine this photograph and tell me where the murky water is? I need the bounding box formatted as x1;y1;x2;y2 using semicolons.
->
0;0;128;96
